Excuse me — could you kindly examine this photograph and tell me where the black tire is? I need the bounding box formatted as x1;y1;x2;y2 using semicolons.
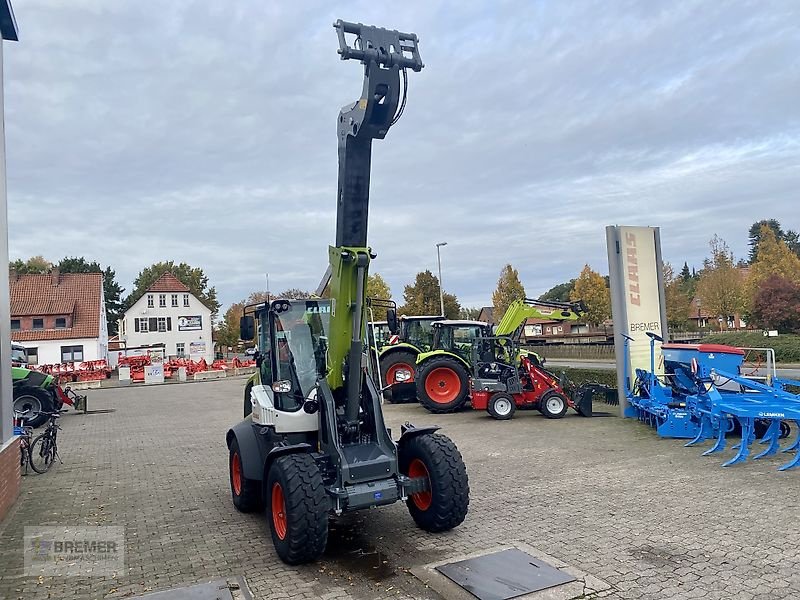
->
416;356;470;414
380;351;418;404
229;438;262;513
487;392;517;420
266;454;328;565
243;381;254;418
539;390;569;419
400;433;469;532
29;433;55;474
13;387;54;429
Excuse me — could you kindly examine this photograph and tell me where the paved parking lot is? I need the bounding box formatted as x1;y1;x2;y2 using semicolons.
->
1;377;799;600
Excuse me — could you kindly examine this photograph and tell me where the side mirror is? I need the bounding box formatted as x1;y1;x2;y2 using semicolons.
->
240;316;255;341
386;308;399;335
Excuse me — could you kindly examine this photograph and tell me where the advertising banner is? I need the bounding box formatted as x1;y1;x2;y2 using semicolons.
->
189;341;206;357
606;226;668;414
178;316;202;331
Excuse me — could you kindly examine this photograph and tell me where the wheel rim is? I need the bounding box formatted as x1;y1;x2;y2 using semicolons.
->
272;483;288;540
386;362;414;385
546;396;564;414
424;367;461;404
14;395;42;420
408;458;432;511
493;397;513;416
231;452;242;495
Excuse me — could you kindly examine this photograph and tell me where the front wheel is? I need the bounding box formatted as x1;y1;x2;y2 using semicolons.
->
29;434;55;474
416;357;470;414
487;392;516;420
266;454;328;565
539;390;569;419
400;433;469;532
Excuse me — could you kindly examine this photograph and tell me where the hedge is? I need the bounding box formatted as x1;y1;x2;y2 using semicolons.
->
703;332;800;363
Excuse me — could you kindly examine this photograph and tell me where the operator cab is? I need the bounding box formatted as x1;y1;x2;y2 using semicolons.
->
431;320;492;362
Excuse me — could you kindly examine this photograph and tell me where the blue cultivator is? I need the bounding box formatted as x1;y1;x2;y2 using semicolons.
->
622;333;800;470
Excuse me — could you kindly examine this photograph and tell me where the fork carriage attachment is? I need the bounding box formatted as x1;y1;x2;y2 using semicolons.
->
623;332;800;470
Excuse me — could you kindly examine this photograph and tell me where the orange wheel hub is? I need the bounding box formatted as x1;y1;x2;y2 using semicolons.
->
231;453;242;496
272;483;287;540
425;367;460;403
408;458;432;510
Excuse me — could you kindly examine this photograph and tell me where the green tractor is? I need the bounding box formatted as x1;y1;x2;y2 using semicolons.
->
376;314;442;403
12;343;61;428
415;299;585;413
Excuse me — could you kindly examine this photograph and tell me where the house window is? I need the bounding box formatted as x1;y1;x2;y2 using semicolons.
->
171;294;179;307
55;317;67;329
61;345;84;363
137;318;149;333
32;318;44;330
10;319;20;330
26;347;38;366
159;294;166;308
176;343;185;357
157;317;167;332
147;294;154;308
183;294;190;307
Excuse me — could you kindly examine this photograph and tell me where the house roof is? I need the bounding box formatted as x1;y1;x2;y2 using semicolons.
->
146;272;190;293
11;272;103;341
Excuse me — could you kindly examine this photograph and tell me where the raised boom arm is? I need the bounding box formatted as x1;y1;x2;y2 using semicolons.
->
494;298;585;338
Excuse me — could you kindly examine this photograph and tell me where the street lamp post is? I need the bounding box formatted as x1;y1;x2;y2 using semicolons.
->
436;242;447;317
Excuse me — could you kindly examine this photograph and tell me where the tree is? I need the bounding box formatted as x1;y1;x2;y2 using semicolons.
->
459;307;481;320
748;219;784;263
216;302;245;351
366;273;392;320
9;255;51;275
696;235;746;328
746;225;800;310
749;275;800;333
679;262;692;282
399;270;460;319
125;261;220;316
663;262;692;329
492;264;526;319
57;257;125;336
784;229;800;257
277;288;310;299
538;279;576;302
569;265;610;326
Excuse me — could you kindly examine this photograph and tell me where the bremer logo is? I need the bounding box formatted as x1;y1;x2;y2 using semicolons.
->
626;232;640;306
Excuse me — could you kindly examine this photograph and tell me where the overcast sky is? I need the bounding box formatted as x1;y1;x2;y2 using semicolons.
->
4;1;799;310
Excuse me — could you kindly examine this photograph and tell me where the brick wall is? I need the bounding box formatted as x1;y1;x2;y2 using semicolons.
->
0;437;21;521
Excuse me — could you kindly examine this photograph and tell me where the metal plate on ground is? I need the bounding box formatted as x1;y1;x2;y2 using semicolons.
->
435;548;576;600
130;578;251;600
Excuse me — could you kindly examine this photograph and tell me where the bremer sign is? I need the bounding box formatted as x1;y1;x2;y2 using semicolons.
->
606;226;668;414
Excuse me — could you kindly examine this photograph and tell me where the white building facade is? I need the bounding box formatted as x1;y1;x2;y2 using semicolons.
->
118;273;213;362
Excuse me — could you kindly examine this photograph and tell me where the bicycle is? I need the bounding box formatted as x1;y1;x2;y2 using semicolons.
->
13;410;35;475
29;411;63;474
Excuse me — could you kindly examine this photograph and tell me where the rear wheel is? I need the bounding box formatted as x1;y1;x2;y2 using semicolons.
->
29;434;55;474
400;433;469;532
229;438;261;512
416;356;470;413
487;392;516;420
13;387;53;429
539;390;569;419
266;454;328;565
380;351;418;404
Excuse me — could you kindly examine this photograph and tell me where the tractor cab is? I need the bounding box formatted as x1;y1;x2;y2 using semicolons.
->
399;316;441;352
430;320;492;363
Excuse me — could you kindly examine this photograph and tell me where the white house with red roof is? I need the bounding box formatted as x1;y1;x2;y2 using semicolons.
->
10;268;108;365
118;272;213;361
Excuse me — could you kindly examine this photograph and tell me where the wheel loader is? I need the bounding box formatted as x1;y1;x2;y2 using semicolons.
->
226;20;469;565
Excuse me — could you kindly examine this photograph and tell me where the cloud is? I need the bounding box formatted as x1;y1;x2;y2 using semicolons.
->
5;0;800;311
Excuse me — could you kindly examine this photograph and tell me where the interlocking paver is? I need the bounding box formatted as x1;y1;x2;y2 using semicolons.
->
0;378;798;599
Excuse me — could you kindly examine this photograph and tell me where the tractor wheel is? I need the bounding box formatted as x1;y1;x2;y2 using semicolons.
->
416;357;470;413
266;453;328;565
380;351;418;404
243;381;254;418
487;392;516;420
539;390;569;419
13;387;53;429
400;433;469;532
229;438;261;513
